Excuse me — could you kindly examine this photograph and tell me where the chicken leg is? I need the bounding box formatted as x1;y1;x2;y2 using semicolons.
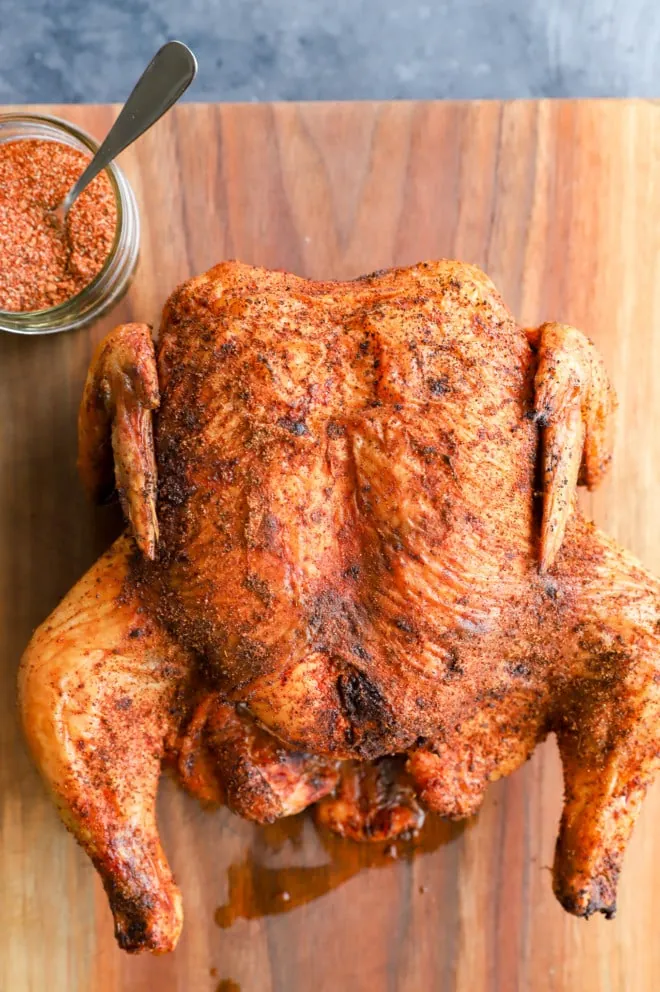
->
550;518;660;917
18;534;190;952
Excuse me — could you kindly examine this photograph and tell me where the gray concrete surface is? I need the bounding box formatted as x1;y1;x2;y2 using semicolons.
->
0;0;659;102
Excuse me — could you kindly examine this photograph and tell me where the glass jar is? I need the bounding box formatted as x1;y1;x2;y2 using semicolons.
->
0;113;140;335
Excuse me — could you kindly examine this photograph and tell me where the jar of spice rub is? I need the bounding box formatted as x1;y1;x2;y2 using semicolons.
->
0;113;139;335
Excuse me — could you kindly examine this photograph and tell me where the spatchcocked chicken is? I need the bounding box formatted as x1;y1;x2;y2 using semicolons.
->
19;260;660;954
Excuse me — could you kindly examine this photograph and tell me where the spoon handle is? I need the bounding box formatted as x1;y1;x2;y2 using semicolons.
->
62;41;197;215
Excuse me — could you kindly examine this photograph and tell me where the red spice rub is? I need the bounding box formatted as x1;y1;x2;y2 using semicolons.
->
0;138;117;312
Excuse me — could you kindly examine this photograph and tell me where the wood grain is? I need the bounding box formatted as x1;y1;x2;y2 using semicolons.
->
2;100;660;992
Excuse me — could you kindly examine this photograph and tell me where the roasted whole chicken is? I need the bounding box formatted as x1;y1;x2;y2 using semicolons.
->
19;260;660;954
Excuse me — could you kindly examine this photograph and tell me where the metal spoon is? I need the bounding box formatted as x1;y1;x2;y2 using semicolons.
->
50;40;197;225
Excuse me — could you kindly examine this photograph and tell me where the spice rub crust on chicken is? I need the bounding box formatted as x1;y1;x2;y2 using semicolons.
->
20;259;660;954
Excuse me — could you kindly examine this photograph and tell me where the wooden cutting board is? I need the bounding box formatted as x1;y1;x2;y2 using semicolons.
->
2;100;660;992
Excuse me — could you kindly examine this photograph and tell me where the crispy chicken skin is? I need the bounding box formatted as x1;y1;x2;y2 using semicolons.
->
18;535;189;952
19;259;660;953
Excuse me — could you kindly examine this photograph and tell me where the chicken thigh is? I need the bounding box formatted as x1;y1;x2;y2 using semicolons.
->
19;260;660;953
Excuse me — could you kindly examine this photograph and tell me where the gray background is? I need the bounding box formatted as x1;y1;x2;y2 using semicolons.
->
0;0;659;103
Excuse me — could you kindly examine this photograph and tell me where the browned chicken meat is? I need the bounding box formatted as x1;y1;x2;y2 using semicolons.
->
19;260;660;954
